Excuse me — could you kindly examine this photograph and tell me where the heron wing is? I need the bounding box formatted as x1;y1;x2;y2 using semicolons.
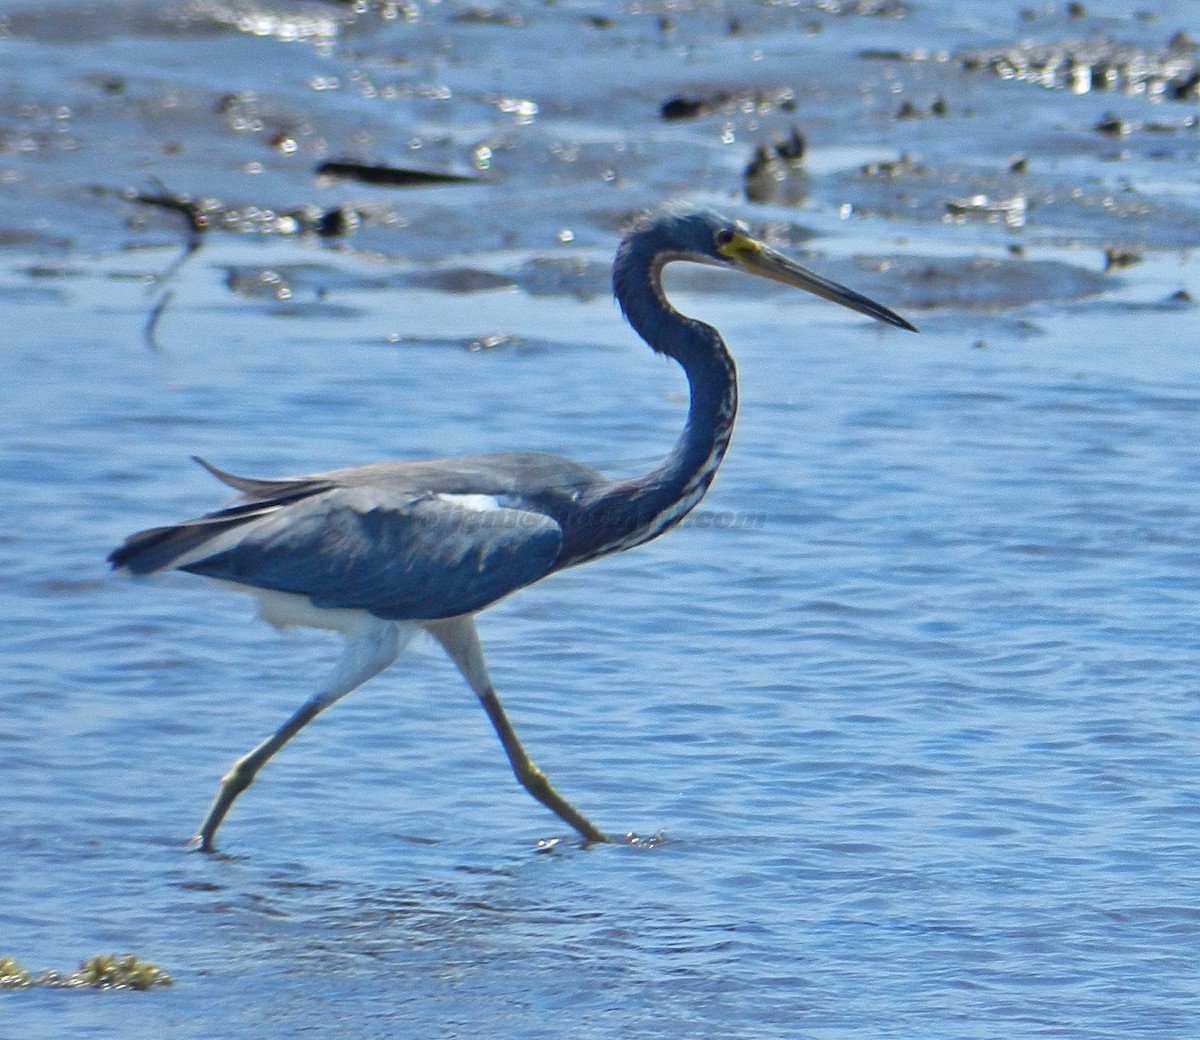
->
173;486;564;621
107;480;334;576
190;454;324;498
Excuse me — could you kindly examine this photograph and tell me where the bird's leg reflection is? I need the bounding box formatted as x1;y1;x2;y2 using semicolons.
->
425;615;613;845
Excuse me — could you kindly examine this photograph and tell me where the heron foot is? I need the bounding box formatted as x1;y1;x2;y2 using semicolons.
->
478;688;613;844
188;694;333;853
190;750;267;852
516;758;612;845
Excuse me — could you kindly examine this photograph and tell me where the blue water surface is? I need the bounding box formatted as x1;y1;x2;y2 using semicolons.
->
2;2;1199;1038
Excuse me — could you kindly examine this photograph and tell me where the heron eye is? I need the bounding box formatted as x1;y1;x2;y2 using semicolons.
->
715;228;735;248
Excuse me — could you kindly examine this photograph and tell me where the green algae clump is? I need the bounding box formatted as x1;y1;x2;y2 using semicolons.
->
0;954;172;990
0;956;33;988
71;954;173;990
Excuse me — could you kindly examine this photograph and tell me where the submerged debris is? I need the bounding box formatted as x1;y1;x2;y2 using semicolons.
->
896;95;949;119
123;186;210;234
0;954;172;991
848;147;1200;250
315;159;482;186
660;87;797;121
744;128;808;204
944;192;1028;229
660;95;716;120
957;36;1200;100
860;153;927;178
449;6;528;27
814;0;909;14
857;253;1110;311
226;266;295;301
869;34;1200;101
117;182;364;350
122;185;362;239
1103;245;1143;271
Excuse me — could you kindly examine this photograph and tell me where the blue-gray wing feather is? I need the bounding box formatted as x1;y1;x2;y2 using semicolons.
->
108;451;614;619
182;488;564;620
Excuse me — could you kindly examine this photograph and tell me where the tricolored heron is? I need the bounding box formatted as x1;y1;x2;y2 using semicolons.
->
109;209;914;850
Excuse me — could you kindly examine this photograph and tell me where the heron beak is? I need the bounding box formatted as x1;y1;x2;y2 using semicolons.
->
718;232;916;332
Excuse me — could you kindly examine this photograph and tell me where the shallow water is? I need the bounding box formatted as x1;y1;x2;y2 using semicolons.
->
3;2;1200;1037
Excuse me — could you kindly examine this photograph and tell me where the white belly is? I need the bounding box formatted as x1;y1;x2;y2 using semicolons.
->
212;580;395;639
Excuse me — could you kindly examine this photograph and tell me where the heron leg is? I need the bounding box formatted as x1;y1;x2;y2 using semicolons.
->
192;619;409;852
424;615;612;845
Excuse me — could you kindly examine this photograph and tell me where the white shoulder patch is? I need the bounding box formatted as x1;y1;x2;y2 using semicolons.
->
435;492;510;512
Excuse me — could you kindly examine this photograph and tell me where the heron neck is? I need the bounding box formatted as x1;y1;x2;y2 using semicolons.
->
641;320;739;513
567;254;738;562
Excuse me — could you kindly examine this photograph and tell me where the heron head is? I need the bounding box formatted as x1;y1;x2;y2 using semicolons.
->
639;208;916;333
